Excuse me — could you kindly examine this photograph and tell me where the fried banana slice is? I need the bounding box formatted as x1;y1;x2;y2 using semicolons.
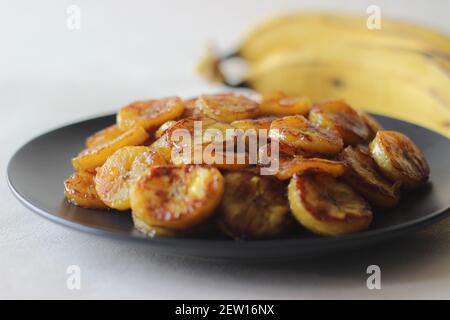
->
358;110;383;140
269;115;343;156
260;92;311;116
369;130;430;189
130;165;224;230
202;150;252;171
95;146;166;211
274;156;345;180
288;173;373;236
85;125;124;148
197;93;260;123
133;215;216;237
117;96;184;131
165;116;235;165
219;172;293;239
154;120;177;139
149;131;174;162
309;100;370;145
231;117;274;131
182;97;203;118
72;126;149;171
339;146;400;208
64;170;107;209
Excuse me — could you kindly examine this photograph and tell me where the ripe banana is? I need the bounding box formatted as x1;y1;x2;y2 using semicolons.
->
238;13;450;62
198;13;450;136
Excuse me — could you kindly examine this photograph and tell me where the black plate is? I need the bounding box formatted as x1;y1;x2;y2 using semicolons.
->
7;114;450;260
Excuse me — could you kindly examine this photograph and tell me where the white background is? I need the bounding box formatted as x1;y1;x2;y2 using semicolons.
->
1;0;450;299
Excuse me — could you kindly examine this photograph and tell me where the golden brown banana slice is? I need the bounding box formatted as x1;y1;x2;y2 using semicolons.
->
197;93;260;123
130;165;224;230
288;173;373;236
274;156;345;180
64;170;107;209
148;133;173;162
154;120;177;139
358;110;383;140
219;172;293;239
133;215;216;237
269;115;343;156
95;146;166;211
182;97;203;117
202;150;252;171
369;130;430;189
167;116;234;142
72;126;150;171
260;92;311;116
85;125;124;148
339;146;400;208
231;117;274;131
309;100;370;145
117;96;184;131
231;117;274;150
165;116;236;165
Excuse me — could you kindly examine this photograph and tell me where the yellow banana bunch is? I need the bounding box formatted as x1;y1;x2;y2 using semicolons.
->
198;12;450;136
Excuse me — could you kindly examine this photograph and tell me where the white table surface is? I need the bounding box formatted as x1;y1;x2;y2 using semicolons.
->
1;0;450;299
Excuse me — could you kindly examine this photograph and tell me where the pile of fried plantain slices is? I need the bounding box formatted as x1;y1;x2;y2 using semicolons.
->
64;92;430;238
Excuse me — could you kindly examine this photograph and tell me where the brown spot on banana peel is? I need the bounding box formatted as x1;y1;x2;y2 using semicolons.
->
429;88;450;109
331;78;345;88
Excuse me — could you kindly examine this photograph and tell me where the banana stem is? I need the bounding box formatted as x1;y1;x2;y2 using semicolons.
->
197;47;249;88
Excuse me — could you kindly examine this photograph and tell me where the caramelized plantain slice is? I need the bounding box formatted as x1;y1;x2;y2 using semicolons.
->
201;149;252;171
130;165;224;230
85;125;124;148
369;130;429;189
64;169;107;209
260;92;311;116
182;97;203;118
357;110;384;140
274;156;345;180
117;96;184;131
72;126;150;171
95;146;166;211
288;173;373;236
339;146;400;208
269;115;343;156
231;117;274;132
164;116;236;165
219;172;293;239
154;120;177;139
133;215;216;237
309;100;370;145
197;93;260;123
